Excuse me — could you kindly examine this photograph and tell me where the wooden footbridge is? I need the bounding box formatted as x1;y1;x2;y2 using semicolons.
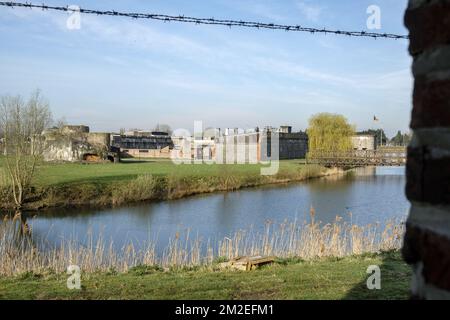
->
307;147;407;167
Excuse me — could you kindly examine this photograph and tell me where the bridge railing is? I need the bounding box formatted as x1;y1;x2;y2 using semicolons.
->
306;148;406;166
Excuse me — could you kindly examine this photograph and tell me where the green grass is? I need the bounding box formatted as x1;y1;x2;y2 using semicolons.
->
33;159;308;186
36;161;256;186
1;156;310;187
0;251;411;300
1;157;328;209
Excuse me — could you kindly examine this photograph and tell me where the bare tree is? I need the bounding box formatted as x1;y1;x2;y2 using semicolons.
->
0;90;52;209
54;116;67;133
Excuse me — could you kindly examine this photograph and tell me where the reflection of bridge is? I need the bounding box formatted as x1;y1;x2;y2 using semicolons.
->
307;148;407;167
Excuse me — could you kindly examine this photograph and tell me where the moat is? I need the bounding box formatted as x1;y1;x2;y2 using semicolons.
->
24;166;408;254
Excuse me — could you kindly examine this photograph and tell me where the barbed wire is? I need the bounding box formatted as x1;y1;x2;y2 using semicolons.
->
0;1;409;40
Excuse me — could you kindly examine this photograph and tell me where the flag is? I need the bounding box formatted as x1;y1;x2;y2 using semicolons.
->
373;115;379;122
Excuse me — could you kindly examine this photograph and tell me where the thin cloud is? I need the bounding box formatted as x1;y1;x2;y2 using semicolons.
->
219;0;287;21
296;1;324;23
79;17;213;58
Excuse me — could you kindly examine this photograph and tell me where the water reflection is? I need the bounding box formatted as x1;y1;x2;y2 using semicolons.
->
25;166;409;253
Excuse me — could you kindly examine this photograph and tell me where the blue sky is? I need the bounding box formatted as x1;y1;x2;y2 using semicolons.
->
0;0;412;137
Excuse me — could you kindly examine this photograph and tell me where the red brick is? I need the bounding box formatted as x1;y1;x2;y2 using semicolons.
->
403;225;450;291
411;78;450;129
405;3;450;55
407;146;450;204
402;223;422;264
406;147;424;202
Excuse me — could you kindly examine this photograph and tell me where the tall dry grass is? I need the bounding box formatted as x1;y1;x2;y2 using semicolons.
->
0;210;404;276
0;171;13;205
111;174;158;206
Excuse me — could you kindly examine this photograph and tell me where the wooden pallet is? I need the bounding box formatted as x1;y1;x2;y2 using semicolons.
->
219;256;276;271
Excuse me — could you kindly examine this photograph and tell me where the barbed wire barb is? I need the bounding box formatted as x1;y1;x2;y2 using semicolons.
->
0;1;409;40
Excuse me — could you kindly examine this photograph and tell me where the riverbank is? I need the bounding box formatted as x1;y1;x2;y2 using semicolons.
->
0;251;410;300
0;159;340;210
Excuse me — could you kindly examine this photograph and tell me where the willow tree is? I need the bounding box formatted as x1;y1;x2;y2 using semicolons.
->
0;91;52;209
306;113;355;157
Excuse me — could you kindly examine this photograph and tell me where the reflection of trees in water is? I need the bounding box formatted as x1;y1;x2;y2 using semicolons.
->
3;211;31;236
1;211;35;260
24;169;407;256
305;168;406;226
307;174;354;213
27;206;100;219
352;166;377;177
308;167;404;193
309;174;354;190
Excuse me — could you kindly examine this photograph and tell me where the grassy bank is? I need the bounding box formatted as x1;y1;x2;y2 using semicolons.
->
0;251;411;300
0;158;334;210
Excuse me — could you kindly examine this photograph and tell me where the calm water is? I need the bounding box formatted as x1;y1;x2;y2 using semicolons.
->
26;166;409;252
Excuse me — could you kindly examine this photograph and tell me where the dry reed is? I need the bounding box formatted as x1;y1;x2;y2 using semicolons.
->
0;210;404;276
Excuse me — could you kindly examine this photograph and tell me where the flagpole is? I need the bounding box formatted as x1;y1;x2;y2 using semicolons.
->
373;115;382;149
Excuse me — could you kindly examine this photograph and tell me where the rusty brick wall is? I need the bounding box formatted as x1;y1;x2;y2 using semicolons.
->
403;0;450;299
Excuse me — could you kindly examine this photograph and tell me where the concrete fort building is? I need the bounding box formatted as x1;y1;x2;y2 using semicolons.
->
277;126;309;160
171;125;308;163
351;133;376;151
111;130;174;159
41;124;308;163
216;126;309;163
43;125;114;162
171;128;218;161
